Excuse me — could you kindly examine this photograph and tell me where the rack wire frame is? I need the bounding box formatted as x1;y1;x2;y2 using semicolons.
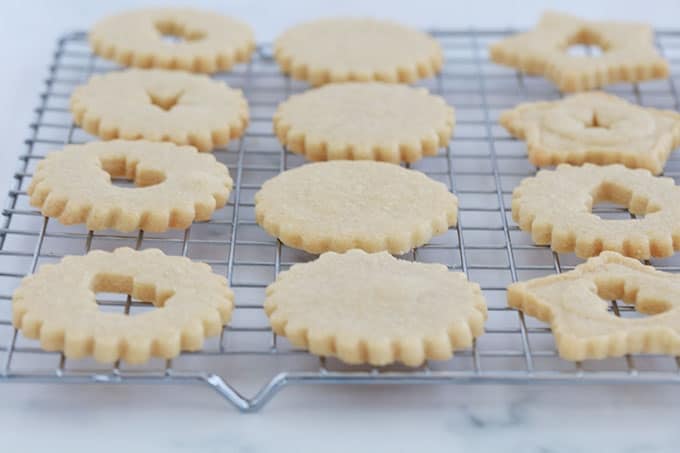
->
2;30;680;412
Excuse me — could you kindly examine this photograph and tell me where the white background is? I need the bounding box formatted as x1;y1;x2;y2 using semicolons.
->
2;1;680;452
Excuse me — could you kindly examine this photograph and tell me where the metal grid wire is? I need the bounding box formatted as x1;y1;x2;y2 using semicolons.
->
2;29;680;412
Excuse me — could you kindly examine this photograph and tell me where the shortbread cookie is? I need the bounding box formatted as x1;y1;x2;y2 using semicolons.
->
265;250;487;366
512;164;680;259
489;11;669;91
508;252;680;360
28;140;232;232
71;69;249;151
274;82;455;163
12;247;233;364
255;161;458;254
274;18;443;85
501;92;680;174
90;8;255;73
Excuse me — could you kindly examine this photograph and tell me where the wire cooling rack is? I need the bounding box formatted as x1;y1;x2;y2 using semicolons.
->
2;30;680;412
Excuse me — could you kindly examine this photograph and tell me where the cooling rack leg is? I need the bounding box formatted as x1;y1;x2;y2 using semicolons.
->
203;374;253;412
203;373;290;413
202;373;288;413
247;373;289;412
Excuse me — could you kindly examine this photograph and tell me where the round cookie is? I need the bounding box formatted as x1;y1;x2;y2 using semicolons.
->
70;69;249;151
265;250;487;366
274;18;443;85
512;164;680;259
90;8;255;73
255;161;458;255
500;92;680;174
12;247;234;364
28;140;232;232
508;252;680;361
274;82;455;163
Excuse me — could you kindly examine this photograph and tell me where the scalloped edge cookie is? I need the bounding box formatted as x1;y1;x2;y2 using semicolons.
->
274;18;443;86
273;82;455;163
90;7;255;73
512;164;680;259
255;161;458;254
265;250;487;366
13;247;234;364
28;140;232;232
70;69;249;151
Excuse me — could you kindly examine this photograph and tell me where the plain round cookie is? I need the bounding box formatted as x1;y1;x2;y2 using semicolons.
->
508;252;680;361
90;8;255;73
12;247;234;364
274;82;455;163
70;69;249;151
28;140;232;232
265;250;487;366
512;164;680;259
500;92;680;174
255;161;458;254
274;18;443;85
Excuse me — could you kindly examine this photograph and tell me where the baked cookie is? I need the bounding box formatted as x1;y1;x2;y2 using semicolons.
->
489;11;669;92
274;82;455;163
71;69;249;151
500;92;680;174
90;8;255;73
255;161;458;254
274;18;443;85
512;164;680;259
28;140;232;232
265;250;487;366
12;247;233;364
508;251;680;361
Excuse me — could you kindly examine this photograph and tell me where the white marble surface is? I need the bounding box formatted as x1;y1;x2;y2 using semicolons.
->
2;1;680;451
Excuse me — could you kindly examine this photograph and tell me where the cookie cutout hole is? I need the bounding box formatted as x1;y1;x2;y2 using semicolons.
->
99;156;167;189
590;182;659;220
565;31;607;57
148;92;182;111
154;20;206;43
594;278;672;320
608;301;661;320
586;112;609;130
566;44;604;57
92;273;174;316
590;200;645;220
